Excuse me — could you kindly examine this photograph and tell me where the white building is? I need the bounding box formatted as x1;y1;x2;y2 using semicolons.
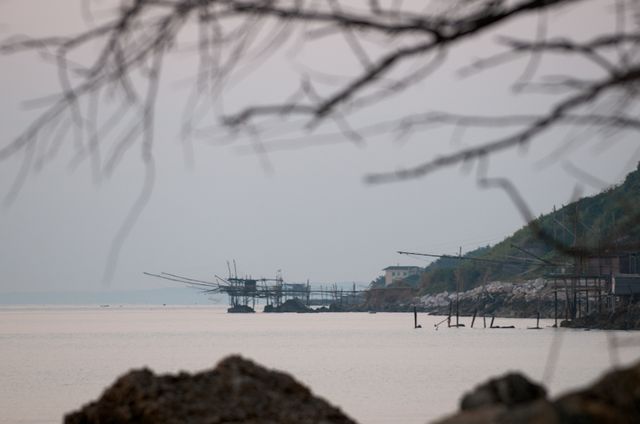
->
383;266;422;287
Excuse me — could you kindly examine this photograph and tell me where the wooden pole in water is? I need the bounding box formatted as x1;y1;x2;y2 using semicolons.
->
414;306;418;329
571;279;580;320
598;279;602;314
455;264;461;328
564;279;571;322
471;309;477;328
554;288;558;327
577;286;581;319
585;279;590;315
490;316;495;328
448;300;452;328
483;314;486;328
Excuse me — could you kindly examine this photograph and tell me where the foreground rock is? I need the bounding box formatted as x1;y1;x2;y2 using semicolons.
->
460;372;546;411
437;360;640;423
65;355;356;424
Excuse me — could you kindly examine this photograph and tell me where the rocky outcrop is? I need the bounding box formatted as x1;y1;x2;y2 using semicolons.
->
227;305;255;313
263;298;314;313
437;360;640;423
64;355;356;424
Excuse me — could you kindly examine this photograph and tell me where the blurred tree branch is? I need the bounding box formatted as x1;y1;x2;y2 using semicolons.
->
2;0;640;268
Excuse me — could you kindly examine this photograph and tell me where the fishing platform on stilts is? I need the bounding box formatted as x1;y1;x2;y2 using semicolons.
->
145;266;366;312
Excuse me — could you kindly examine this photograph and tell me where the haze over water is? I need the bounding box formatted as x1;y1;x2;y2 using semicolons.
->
1;306;639;424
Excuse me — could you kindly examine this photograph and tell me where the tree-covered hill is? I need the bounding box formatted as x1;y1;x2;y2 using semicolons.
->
418;163;640;295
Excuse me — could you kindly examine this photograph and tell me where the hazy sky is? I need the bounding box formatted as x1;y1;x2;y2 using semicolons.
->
0;0;637;293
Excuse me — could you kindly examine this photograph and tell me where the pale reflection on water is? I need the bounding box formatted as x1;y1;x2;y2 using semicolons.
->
0;305;638;424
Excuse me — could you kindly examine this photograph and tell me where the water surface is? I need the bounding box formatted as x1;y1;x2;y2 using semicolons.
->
1;305;638;423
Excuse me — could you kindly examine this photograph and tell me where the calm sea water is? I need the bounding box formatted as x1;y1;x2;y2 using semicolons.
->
1;305;639;424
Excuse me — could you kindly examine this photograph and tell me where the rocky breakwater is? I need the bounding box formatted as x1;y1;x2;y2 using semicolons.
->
420;279;556;318
65;355;356;424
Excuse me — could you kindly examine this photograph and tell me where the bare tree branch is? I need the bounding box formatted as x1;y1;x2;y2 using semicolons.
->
366;65;640;183
2;0;640;276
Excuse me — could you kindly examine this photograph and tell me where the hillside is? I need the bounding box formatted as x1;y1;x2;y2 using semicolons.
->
418;163;640;295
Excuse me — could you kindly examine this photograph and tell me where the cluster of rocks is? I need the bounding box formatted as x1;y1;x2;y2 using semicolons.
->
420;279;556;318
263;298;313;313
227;305;255;313
438;360;640;423
65;355;640;424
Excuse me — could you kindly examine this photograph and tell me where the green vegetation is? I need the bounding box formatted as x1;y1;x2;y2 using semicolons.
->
368;275;385;289
418;164;640;295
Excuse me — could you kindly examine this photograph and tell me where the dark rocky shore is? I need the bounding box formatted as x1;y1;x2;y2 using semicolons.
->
560;303;640;330
66;355;640;424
